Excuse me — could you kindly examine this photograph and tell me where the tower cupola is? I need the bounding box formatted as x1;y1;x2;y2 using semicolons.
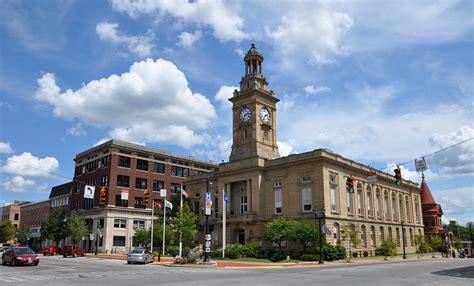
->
240;44;269;92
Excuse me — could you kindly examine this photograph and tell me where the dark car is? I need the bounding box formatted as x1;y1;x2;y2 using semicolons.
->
62;245;85;257
1;247;39;266
42;246;59;256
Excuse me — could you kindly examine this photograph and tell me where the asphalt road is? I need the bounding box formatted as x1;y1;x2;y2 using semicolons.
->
0;255;473;286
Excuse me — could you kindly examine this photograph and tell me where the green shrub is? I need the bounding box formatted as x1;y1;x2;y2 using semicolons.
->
334;245;346;260
416;242;432;253
240;242;260;258
166;245;179;257
224;244;242;259
270;252;286;262
152;250;159;258
210;249;223;259
375;238;398;256
299;254;320;261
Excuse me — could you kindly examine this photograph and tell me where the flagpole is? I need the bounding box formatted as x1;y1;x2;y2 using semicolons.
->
151;203;154;252
222;186;226;258
162;198;166;256
179;184;183;258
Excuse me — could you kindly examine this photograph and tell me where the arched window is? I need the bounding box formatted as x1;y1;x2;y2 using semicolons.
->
396;228;400;246
361;225;367;247
388;227;393;239
380;226;385;242
330;180;338;212
347;190;354;215
333;223;340;245
384;190;390;219
392;193;398;220
357;183;364;217
405;196;411;223
409;228;414;246
367;186;373;217
371;226;376;247
399;194;404;222
376;188;382;218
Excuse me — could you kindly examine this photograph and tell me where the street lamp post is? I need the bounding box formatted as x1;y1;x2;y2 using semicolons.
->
314;208;326;264
401;220;407;259
203;178;210;263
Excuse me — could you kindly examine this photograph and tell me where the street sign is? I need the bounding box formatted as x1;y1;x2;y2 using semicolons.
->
121;189;129;200
415;158;427;172
205;241;211;248
205;247;210;253
160;189;167;197
205;234;211;241
367;171;377;184
206;192;211;201
89;234;95;240
84;185;95;199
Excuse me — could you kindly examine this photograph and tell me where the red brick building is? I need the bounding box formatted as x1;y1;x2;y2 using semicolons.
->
420;175;443;236
20;200;50;250
70;139;217;253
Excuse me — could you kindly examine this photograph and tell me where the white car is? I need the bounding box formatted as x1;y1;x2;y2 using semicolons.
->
127;249;153;264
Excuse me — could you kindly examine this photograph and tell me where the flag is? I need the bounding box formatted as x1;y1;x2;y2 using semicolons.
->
154;201;162;208
223;192;227;204
165;200;173;210
181;189;189;198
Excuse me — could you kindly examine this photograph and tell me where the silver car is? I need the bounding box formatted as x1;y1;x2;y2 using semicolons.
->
127;249;153;264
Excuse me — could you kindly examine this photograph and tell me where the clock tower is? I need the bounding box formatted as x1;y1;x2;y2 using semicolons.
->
229;44;280;162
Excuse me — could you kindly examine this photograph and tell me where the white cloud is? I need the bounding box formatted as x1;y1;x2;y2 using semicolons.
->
267;6;353;66
1;176;36;193
177;30;202;48
0;142;14;154
435;186;474;219
112;0;248;42
34;58;216;148
0;152;59;177
386;162;438;184
214;85;237;109
66;122;87;137
304;85;330;95
93;138;111;147
428;126;474;176
96;21;154;57
277;141;294;157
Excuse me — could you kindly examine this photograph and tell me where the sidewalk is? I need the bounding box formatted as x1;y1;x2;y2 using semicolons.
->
87;252;451;269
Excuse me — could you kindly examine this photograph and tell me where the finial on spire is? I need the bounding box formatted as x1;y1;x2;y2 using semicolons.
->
421;172;425;181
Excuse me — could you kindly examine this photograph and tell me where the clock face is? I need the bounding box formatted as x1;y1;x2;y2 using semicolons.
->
260;107;271;124
239;107;251;123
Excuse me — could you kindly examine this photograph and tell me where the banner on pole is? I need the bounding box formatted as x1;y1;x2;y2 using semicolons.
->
121;189;129;200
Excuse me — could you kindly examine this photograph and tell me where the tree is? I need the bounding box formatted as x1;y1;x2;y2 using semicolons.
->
133;228;150;247
264;217;294;254
0;220;16;242
66;211;89;244
340;223;361;262
293;220;319;252
414;234;431;253
152;221;175;252
171;204;197;249
16;224;31;246
42;208;69;246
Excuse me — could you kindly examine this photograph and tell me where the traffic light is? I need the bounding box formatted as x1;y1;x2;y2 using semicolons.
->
394;166;402;186
346;176;354;193
99;188;106;207
143;189;149;207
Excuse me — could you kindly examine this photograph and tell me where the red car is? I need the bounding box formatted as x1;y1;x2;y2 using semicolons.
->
1;247;39;266
62;245;85;257
42;246;59;256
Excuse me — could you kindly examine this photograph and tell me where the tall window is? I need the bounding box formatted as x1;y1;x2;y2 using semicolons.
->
114;219;126;228
376;189;381;218
384;191;389;219
115;195;128;207
371;226;376;247
302;186;312;212
240;196;248;214
415;197;420;223
84;198;93;209
274;186;282;214
333;223;340;245
347;191;354;215
135;178;147;189
399;195;404;222
392;193;397;220
405;197;411;223
330;184;337;212
409;228;414;246
101;175;108;187
380;226;385;242
134;197;144;208
133;220;145;229
117;175;129;187
361;225;367;247
171;166;189;177
118;156;131;168
396;228;400;246
388;227;393;239
113;236;126;247
153;162;165;174
153;180;164;192
357;184;364;217
367;187;372;217
136;159;149;171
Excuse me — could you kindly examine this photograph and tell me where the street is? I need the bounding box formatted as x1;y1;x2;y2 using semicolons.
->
0;255;473;285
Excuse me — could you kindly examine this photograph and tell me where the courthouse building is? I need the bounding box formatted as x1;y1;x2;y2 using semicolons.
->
185;44;425;254
70;140;216;253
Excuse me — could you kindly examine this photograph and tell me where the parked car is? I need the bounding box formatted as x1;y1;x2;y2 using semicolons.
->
1;247;39;266
127;249;153;264
62;245;85;257
42;246;59;256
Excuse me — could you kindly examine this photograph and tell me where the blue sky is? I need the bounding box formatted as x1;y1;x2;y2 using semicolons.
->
0;0;472;225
